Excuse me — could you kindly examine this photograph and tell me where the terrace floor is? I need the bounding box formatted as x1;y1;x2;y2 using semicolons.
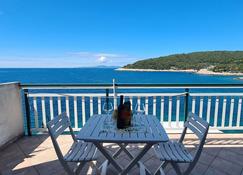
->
1;133;243;175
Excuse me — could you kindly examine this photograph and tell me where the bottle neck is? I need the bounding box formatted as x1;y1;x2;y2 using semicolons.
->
120;95;124;105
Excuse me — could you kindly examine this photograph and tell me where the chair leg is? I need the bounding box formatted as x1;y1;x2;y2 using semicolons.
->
89;161;99;175
182;162;196;175
171;162;182;175
154;161;168;175
138;161;152;175
60;160;75;175
98;160;108;175
75;162;86;175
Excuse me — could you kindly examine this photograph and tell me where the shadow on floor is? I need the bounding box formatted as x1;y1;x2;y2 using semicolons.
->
1;134;243;175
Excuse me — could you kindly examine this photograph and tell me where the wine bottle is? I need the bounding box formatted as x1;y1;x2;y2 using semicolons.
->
117;95;124;129
123;101;132;127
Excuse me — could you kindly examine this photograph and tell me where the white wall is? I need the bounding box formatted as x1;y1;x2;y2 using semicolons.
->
0;82;24;148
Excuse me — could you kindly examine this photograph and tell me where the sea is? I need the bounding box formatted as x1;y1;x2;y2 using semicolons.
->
0;68;242;132
0;68;242;84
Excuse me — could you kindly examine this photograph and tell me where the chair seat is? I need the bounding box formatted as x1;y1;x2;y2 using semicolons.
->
64;142;97;162
154;141;193;163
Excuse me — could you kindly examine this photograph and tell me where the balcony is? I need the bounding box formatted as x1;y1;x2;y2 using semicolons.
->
0;82;243;175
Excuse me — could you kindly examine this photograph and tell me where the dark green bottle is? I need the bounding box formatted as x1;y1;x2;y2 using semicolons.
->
117;95;124;129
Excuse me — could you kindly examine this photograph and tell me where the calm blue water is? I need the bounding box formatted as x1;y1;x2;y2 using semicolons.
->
0;68;242;84
0;68;242;132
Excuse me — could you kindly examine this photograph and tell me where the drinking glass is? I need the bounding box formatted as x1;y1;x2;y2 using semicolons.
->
134;103;145;115
103;102;113;115
102;102;114;130
133;103;146;130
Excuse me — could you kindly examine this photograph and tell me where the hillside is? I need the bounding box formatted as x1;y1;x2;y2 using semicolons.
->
123;51;243;73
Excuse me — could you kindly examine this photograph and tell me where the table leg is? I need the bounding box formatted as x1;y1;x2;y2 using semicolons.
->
94;142;123;172
113;143;128;158
113;143;134;159
120;143;153;175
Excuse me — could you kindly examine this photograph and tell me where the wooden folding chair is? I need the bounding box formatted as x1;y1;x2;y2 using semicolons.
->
47;113;107;175
152;112;209;175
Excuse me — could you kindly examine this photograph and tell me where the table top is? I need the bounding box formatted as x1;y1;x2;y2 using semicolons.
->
77;114;169;143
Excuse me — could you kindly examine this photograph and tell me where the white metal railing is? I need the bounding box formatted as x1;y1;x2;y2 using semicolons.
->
22;82;243;134
26;92;243;133
28;92;187;132
189;93;243;130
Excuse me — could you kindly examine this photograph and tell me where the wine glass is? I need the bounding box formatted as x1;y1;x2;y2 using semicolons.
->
134;103;146;115
102;102;114;129
103;102;113;115
133;103;146;131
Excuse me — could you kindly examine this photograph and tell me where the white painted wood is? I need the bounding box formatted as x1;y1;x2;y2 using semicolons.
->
145;96;149;115
237;98;242;127
160;97;164;122
137;96;141;111
28;92;189;97
82;96;86;126
229;97;235;127
65;96;70;117
23;84;243;90
28;90;243;132
46;114;100;175
90;97;93;116
214;97;219;127
28;92;243;98
33;97;39;128
206;97;211;123
98;97;101;114
113;79;117;109
168;97;172;127
129;96;133;110
74;96;78;129
221;97;227;127
153;96;156;116
155;142;193;162
58;96;62;114
41;97;47;128
176;96;180;127
49;97;54;120
199;97;203;118
77;114;169;143
154;113;209;175
190;93;243;97
192;96;196;113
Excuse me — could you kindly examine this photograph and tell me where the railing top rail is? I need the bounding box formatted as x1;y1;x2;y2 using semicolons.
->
27;92;187;97
21;83;243;89
190;93;243;96
21;83;113;89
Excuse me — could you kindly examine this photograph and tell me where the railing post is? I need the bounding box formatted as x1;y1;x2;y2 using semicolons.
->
113;79;117;109
184;88;189;122
24;89;32;136
105;88;109;111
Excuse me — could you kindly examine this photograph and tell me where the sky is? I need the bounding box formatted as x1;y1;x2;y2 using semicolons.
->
0;0;243;68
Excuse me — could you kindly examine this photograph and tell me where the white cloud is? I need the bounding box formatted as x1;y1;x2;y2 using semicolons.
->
97;56;108;63
67;51;125;65
95;53;120;57
0;51;140;68
68;51;122;58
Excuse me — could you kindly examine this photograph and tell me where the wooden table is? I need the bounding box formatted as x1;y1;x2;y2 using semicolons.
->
77;114;169;175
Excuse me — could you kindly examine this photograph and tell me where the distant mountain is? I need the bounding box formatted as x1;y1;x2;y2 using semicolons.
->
123;51;243;73
75;65;119;68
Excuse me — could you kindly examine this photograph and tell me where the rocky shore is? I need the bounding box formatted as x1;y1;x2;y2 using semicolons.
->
116;68;243;76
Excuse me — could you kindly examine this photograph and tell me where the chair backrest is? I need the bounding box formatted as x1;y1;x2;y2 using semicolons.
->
179;113;209;174
47;113;76;160
180;112;209;142
47;113;71;139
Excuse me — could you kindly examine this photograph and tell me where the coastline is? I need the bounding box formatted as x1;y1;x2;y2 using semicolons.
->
116;68;243;76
